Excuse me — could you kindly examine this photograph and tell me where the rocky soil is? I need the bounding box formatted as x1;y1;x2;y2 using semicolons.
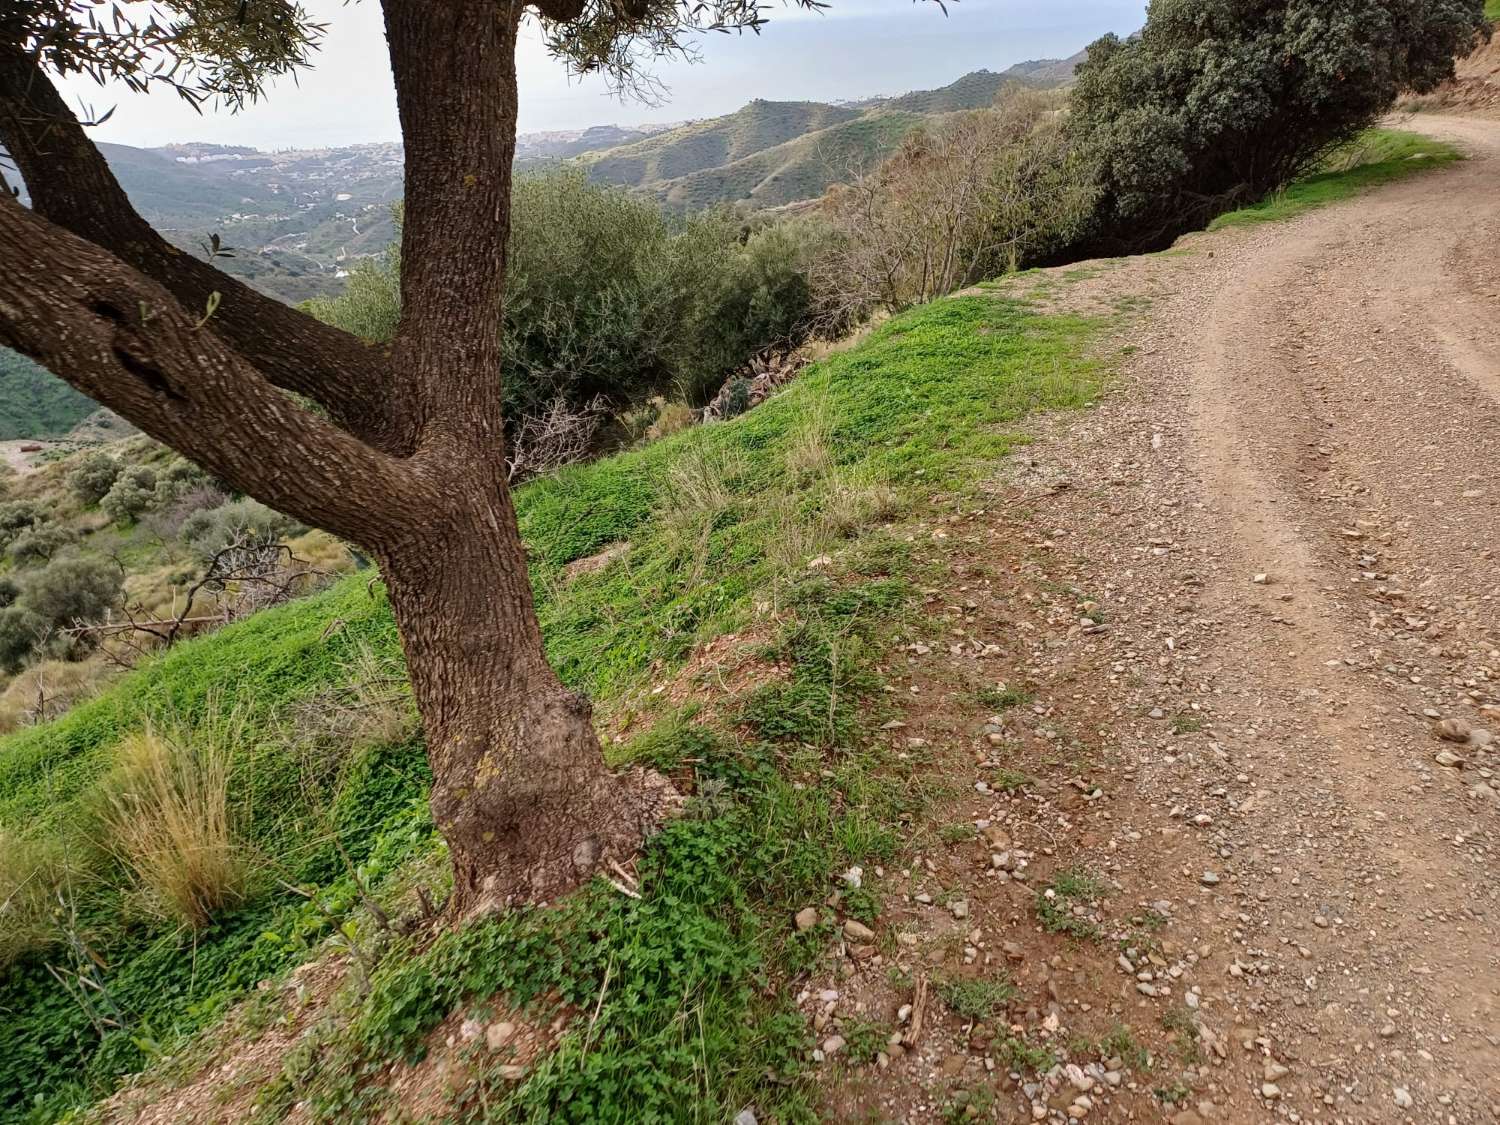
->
807;113;1500;1124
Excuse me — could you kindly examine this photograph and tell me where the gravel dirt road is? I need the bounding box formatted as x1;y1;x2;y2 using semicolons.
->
1013;111;1500;1122
822;111;1500;1124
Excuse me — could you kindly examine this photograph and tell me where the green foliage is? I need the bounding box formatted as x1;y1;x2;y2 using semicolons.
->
67;452;122;506
0;606;42;674
179;497;299;559
1036;867;1107;940
0;500;42;553
308;169;823;426
99;466;157;524
18;555;123;630
1209;129;1463;229
0;350;95;440
1069;0;1491;248
8;523;76;566
935;973;1016;1022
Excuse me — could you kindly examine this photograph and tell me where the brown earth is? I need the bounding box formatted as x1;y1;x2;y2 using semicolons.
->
812;113;1499;1123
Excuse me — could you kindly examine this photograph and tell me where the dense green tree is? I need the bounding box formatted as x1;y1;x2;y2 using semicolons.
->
67;451;122;506
1069;0;1491;248
0;0;835;908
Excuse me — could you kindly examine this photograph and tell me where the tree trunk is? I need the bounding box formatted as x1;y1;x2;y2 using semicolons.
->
375;474;669;911
0;0;675;914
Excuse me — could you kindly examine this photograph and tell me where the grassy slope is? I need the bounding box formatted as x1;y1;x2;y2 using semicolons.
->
583;101;863;189
1209;129;1463;230
1489;0;1499;23
0;295;1107;1122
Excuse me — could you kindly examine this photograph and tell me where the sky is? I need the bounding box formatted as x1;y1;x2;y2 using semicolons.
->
55;0;1146;150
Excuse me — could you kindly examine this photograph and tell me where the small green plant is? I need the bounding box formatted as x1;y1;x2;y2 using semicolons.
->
976;684;1032;711
939;822;977;844
841;1017;889;1065
1036;867;1106;940
944;1083;998;1123
1155;1081;1193;1107
1169;713;1203;736
990;768;1034;792
936;973;1015;1022
1097;1024;1151;1072
996;1035;1056;1074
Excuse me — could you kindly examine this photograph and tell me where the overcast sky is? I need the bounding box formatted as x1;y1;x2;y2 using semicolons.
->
55;0;1145;150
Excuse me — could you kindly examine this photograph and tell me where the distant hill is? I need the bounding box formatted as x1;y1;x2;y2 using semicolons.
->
3;54;1087;300
0;349;96;440
580;64;1076;211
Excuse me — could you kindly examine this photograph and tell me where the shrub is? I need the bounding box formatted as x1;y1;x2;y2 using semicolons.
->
308;168;823;431
100;465;158;523
66;451;122;505
0;499;40;551
1068;0;1492;250
7;522;75;565
96;725;249;928
817;87;1095;315
19;554;123;629
180;498;300;560
0;605;42;673
0;576;18;608
151;458;216;510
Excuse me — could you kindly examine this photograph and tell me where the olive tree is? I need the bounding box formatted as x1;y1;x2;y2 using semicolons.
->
0;0;835;910
1069;0;1490;250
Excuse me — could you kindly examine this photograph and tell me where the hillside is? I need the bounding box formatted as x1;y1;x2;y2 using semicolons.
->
583;65;1073;210
0;349;95;440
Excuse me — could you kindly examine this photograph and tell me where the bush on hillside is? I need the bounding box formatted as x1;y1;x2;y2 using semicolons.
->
8;523;76;566
0;606;42;673
100;465;158;524
20;555;123;631
817;87;1095;316
151;458;217;510
307;169;824;439
0;500;40;552
1068;0;1492;249
67;451;122;506
180;498;300;561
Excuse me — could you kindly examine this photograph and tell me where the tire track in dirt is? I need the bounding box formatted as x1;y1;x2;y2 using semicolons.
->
1035;113;1500;1122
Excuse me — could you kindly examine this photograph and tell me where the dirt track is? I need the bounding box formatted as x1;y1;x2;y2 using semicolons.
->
1023;112;1500;1121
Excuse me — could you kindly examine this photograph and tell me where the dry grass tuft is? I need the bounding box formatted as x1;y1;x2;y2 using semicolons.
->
0;830;82;966
97;720;250;929
660;443;748;577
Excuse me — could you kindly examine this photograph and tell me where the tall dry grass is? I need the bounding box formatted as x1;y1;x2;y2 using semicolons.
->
97;720;249;929
0;830;81;966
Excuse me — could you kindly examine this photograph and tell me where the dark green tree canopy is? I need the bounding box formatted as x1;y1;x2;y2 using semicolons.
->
1069;0;1490;247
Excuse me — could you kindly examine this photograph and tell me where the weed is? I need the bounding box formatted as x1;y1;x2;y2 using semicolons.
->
1097;1024;1151;1072
989;768;1034;792
841;1017;889;1065
1036;867;1106;941
944;1083;998;1123
935;973;1015;1022
976;684;1032;711
939;822;977;845
1169;713;1203;736
996;1035;1056;1074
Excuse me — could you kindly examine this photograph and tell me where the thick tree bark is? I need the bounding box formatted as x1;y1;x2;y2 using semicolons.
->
0;0;672;911
0;43;408;452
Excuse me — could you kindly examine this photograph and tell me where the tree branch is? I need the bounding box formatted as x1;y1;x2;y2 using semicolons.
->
0;193;426;546
0;42;414;453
